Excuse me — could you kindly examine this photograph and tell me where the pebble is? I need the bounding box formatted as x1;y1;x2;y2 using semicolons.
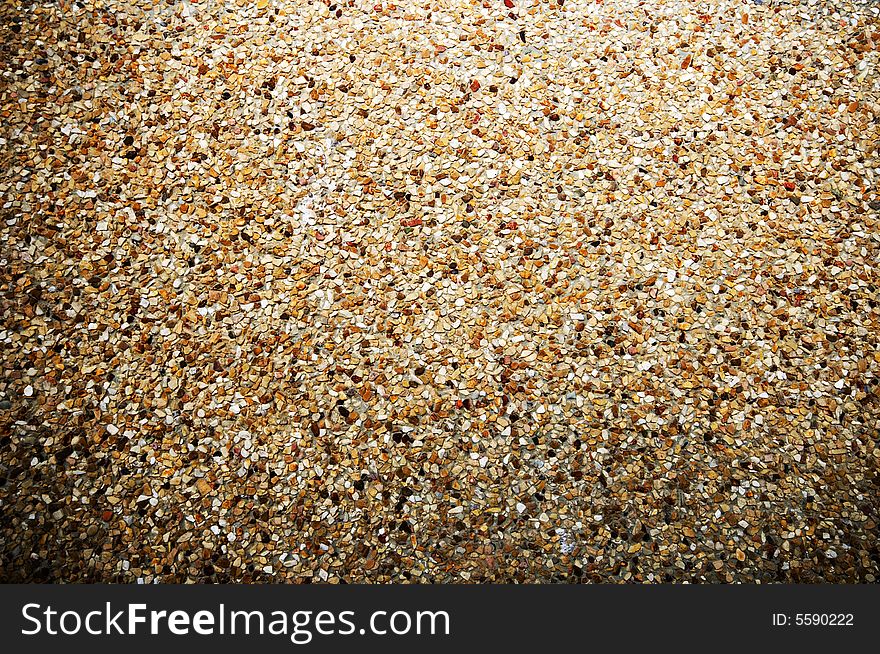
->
0;0;878;584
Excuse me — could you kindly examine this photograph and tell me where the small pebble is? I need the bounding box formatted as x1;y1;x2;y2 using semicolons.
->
0;0;877;585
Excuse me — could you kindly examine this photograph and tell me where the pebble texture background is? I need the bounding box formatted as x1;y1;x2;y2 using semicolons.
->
1;0;879;583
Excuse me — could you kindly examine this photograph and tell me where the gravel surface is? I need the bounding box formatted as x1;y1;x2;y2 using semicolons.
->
1;0;879;582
